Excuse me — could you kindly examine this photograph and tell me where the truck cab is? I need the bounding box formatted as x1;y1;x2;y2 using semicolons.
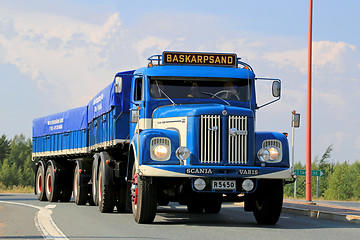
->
126;52;291;224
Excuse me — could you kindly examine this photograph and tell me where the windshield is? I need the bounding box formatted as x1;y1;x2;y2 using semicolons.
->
149;77;251;102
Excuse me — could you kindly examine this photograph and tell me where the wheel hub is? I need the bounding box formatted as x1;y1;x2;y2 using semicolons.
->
131;174;138;205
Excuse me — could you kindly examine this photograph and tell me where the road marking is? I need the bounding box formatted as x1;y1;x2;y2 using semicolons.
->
0;200;68;240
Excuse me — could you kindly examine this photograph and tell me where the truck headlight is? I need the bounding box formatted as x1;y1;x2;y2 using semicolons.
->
257;146;280;162
176;147;190;161
153;144;169;160
150;137;171;161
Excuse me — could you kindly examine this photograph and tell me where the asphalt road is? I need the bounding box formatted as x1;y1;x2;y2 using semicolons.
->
0;193;359;240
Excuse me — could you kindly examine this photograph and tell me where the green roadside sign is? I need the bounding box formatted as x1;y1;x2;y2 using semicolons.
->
294;169;324;177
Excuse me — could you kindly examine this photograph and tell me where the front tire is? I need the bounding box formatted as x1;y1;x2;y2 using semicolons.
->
131;164;157;223
253;179;283;225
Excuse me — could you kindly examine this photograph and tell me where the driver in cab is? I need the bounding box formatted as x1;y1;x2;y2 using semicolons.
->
219;82;239;100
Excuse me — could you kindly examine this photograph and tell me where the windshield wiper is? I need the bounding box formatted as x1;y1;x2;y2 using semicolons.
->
155;80;176;106
201;92;230;105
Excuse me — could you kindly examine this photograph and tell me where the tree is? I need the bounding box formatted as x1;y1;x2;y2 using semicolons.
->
324;162;353;200
350;161;360;199
312;145;334;198
0;134;10;162
0;134;34;188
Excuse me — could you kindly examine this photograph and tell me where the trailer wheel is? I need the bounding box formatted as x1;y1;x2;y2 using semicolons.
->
204;200;222;214
45;161;60;202
253;179;283;225
131;164;157;223
98;162;115;213
92;155;99;206
35;162;47;201
74;162;88;205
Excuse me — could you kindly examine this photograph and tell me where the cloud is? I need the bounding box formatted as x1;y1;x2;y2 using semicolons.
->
262;41;358;76
354;136;360;150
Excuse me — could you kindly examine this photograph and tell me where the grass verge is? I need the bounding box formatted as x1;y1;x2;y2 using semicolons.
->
0;183;33;193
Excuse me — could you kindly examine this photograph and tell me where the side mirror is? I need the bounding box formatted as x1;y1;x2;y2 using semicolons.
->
272;81;281;97
114;76;122;93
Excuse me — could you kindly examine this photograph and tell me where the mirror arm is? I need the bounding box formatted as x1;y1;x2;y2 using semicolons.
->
256;96;281;109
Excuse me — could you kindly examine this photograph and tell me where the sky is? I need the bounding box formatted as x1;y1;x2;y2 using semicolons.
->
0;0;359;165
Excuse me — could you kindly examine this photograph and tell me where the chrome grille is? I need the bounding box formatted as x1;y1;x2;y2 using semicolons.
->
199;115;248;165
200;115;221;163
228;116;248;164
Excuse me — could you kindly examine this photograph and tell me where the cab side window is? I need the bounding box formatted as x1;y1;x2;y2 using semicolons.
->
134;77;143;101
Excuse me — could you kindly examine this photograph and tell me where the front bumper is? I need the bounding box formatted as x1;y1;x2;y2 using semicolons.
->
139;165;292;179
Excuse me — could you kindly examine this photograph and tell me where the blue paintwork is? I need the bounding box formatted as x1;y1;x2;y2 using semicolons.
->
137;129;180;165
255;131;290;167
152;104;254;118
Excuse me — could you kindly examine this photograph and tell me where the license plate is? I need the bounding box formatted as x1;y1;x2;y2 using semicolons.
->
212;180;236;190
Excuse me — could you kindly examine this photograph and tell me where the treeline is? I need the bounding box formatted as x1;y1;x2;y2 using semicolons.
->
284;145;360;201
0;134;34;188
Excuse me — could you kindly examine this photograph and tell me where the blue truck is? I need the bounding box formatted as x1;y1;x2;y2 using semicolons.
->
33;51;293;225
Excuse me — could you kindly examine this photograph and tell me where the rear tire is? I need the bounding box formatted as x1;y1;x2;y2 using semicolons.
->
92;156;99;206
45;161;60;202
35;162;47;201
253;179;283;225
74;162;88;205
131;164;157;223
98;162;115;213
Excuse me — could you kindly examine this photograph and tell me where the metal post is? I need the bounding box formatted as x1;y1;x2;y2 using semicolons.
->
306;0;313;202
291;113;295;174
294;178;297;198
316;176;319;198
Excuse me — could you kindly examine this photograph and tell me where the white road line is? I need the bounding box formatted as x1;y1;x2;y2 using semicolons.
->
0;200;68;240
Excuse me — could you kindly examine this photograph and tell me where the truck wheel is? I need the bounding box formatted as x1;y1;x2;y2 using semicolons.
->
131;164;157;223
35;162;47;201
45;161;60;202
204;200;222;214
187;201;203;213
253;179;283;225
98;162;115;213
74;163;88;205
92;156;99;206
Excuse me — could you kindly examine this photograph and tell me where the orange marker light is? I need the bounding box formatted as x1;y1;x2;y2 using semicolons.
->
148;63;153;68
54;169;57;173
106;160;110;165
137;106;141;110
292;110;296;114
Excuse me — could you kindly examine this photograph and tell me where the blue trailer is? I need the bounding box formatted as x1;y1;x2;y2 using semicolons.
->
33;51;294;225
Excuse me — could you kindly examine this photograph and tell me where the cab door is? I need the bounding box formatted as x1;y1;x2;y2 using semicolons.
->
129;76;144;140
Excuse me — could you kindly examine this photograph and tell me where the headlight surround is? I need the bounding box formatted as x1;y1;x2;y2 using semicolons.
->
150;137;171;161
153;144;169;160
257;146;280;163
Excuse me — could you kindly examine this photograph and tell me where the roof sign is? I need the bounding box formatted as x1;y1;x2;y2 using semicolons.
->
163;51;237;66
